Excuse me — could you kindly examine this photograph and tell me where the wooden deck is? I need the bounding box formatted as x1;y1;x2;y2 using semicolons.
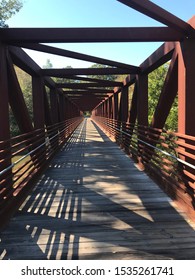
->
1;118;195;260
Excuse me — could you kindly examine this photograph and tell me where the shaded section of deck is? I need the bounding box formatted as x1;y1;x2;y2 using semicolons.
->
1;118;195;260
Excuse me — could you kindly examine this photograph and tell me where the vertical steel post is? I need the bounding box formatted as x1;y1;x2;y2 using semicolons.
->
136;74;148;169
32;76;46;159
178;39;195;136
137;74;148;127
32;76;45;129
0;44;12;190
113;92;119;120
0;45;10;141
177;39;195;183
50;88;59;124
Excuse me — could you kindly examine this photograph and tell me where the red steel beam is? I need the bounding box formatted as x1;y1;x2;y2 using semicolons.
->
178;39;195;136
19;43;139;71
61;76;123;87
42;67;134;77
136;74;148;127
0;44;10;141
0;27;184;43
49;89;59;124
117;0;194;35
63;89;113;94
0;44;12;192
56;82;118;89
32;77;45;129
43;87;53;126
128;83;138;124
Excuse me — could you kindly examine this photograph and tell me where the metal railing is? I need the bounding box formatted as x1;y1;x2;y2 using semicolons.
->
0;116;83;225
92;116;195;217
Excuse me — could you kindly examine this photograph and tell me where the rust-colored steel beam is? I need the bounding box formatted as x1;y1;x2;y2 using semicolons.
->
42;67;135;77
118;87;129;123
136;74;148;127
0;27;184;43
61;76;123;87
0;44;12;191
56;82;116;89
178;39;195;136
0;44;10;141
112;92;119;120
67;94;109;98
63;89;113;94
32;77;45;129
117;0;194;35
49;88;59;124
129;83;138;124
19;43;139;71
43;87;53;126
58;94;65;121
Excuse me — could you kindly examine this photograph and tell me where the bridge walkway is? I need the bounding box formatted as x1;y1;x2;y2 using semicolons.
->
1;118;195;260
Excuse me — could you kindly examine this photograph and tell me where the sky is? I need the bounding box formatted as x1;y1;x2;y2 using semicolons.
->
6;0;195;68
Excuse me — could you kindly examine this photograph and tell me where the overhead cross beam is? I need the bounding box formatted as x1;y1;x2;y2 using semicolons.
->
41;67;134;77
18;43;138;71
61;76;123;87
117;0;194;35
0;27;184;43
56;83;116;89
63;89;114;94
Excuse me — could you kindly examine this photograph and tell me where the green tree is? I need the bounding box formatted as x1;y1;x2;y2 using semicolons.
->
0;0;23;27
10;67;32;136
89;63;117;81
148;63;178;131
117;63;178;131
148;64;168;123
43;58;53;69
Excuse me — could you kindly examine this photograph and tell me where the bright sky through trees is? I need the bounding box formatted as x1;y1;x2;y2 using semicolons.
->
6;0;195;68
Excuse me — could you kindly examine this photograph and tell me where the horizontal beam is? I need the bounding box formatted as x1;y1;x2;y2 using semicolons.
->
42;67;133;77
67;95;108;99
0;27;184;43
117;0;194;35
63;89;113;94
62;75;123;86
56;83;115;89
19;43;139;71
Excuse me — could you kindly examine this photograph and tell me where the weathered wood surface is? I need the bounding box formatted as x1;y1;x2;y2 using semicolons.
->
1;118;195;260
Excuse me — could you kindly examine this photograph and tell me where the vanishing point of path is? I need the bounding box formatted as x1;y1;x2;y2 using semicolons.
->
1;118;195;260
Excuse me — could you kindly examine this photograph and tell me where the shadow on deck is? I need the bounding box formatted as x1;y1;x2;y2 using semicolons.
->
1;118;195;260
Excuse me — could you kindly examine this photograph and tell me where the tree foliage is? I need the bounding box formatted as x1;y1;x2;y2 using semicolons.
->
0;0;23;27
148;63;178;131
43;59;53;69
10;67;32;136
89;63;117;81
